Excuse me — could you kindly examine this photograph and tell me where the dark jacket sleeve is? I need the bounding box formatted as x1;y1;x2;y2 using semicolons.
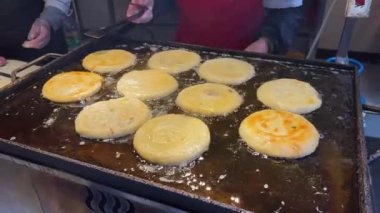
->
260;7;303;54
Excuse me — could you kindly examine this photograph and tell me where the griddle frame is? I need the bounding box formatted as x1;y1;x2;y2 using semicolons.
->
0;33;372;213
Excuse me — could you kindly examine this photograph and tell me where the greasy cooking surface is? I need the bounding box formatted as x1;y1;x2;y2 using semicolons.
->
0;40;359;212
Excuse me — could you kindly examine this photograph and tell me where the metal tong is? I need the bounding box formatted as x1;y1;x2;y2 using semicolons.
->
85;3;148;39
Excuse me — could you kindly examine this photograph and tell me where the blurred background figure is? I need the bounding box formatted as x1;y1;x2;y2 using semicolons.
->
126;0;303;55
0;0;71;64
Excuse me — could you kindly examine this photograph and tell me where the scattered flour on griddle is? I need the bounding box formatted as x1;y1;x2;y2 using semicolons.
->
244;104;255;111
245;143;269;159
149;46;158;52
115;151;123;158
159;177;183;183
230;196;240;204
319;133;326;139
315;206;324;213
314;191;328;195
227;139;245;155
311;185;329;196
217;174;227;183
274;202;286;213
42;108;61;128
137;164;163;173
42;117;56;128
81;135;132;144
147;96;176;117
136;157;217;191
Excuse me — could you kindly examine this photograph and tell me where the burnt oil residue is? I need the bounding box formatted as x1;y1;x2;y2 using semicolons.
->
0;40;359;212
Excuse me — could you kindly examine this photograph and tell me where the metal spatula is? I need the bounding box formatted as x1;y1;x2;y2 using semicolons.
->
84;3;148;39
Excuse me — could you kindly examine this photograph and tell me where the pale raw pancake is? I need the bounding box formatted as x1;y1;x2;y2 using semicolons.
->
75;97;151;139
239;109;319;159
116;69;178;100
176;83;243;116
147;49;201;74
133;114;210;165
0;76;11;88
257;78;322;114
42;71;103;103
82;49;136;74
197;58;255;85
0;59;40;77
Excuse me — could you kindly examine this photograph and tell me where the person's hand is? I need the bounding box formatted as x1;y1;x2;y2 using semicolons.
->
126;0;154;24
245;37;271;54
22;18;51;49
0;56;6;67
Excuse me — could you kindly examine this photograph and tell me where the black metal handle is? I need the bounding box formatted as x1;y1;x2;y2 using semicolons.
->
84;4;148;39
363;104;380;114
10;53;63;82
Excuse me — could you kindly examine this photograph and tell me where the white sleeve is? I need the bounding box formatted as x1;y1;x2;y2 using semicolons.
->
263;0;303;9
40;0;71;31
44;0;71;14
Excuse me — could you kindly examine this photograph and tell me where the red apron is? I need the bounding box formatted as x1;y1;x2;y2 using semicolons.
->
176;0;264;50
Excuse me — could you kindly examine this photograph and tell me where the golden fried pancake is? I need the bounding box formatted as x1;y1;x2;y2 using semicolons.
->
257;78;322;114
197;58;255;85
147;49;201;74
133;114;210;165
176;83;243;116
239;109;319;159
116;69;178;100
42;71;103;103
82;49;136;74
75;97;151;139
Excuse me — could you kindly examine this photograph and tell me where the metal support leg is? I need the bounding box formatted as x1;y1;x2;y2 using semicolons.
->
335;18;357;65
72;0;85;39
107;0;117;25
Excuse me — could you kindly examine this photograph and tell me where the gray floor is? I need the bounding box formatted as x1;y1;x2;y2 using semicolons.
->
361;63;380;213
361;63;380;139
367;132;380;213
361;63;380;109
0;159;88;213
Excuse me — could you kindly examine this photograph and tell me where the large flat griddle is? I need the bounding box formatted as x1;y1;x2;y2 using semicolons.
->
0;35;371;212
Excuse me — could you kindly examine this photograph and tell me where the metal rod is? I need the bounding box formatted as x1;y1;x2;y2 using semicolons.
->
72;0;85;39
10;53;63;82
306;0;338;59
368;150;380;164
107;0;116;25
335;18;357;64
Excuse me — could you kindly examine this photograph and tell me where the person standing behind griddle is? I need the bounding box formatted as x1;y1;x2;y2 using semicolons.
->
126;0;303;55
0;0;71;66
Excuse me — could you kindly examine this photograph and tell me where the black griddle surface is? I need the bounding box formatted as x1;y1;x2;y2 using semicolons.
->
0;39;364;212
